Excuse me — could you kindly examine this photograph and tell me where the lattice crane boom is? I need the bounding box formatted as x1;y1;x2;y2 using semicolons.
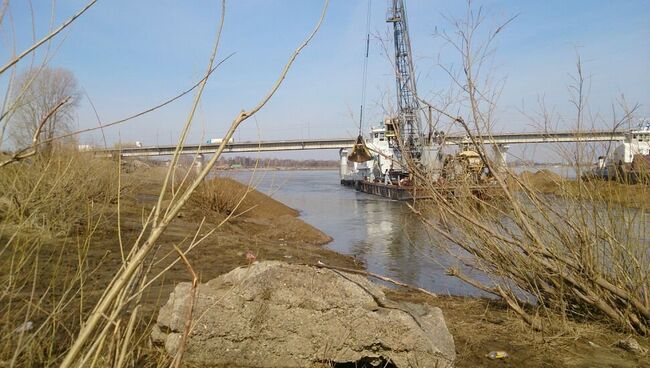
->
386;0;421;160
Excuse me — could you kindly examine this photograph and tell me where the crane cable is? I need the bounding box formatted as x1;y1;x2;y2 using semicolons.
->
347;0;374;163
358;0;372;134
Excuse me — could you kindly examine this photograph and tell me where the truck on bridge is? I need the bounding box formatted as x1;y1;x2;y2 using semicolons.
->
206;138;234;144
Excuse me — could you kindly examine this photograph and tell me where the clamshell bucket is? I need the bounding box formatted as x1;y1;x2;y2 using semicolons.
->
347;135;373;163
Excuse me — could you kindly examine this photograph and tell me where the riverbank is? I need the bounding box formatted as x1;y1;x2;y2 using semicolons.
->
90;168;362;315
0;164;360;365
2;165;647;367
520;169;650;209
82;169;650;367
148;169;648;367
388;291;648;367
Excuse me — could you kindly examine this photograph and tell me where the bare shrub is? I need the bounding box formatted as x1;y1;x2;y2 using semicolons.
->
190;177;248;217
0;1;329;366
58;1;330;365
409;3;649;335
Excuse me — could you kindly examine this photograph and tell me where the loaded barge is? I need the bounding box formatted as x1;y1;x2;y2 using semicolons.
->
339;122;498;201
339;0;499;201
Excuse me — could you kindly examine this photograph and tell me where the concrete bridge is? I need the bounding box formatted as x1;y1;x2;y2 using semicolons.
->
94;130;626;158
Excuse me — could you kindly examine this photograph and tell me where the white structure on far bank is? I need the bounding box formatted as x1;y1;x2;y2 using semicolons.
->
608;119;650;167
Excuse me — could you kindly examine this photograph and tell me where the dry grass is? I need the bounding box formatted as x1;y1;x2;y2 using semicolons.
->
189;176;299;220
0;148;122;235
190;177;255;219
386;290;650;367
0;149;124;366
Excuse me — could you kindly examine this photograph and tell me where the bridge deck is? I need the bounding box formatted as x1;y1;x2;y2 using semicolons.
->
93;130;627;157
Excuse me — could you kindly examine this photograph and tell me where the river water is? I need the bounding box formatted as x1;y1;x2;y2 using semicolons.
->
225;169;491;297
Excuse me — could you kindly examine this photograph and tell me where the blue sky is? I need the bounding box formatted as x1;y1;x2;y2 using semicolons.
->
1;0;648;160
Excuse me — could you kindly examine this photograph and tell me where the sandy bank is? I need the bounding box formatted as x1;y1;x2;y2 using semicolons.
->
519;169;650;209
106;171;362;312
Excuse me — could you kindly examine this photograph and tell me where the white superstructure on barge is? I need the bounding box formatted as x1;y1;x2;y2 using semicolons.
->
340;122;396;184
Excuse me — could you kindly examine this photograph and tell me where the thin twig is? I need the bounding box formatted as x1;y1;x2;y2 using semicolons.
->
0;0;97;75
170;244;198;368
0;96;70;167
310;263;437;298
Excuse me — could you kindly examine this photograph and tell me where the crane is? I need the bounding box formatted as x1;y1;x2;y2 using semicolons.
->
342;0;494;191
346;0;428;179
386;0;422;163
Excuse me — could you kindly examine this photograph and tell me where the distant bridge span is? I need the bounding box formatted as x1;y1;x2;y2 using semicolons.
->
95;130;626;157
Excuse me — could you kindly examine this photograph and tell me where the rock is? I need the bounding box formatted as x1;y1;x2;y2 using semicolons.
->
153;261;455;367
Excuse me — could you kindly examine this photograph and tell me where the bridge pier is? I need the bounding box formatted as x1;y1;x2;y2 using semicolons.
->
492;144;509;172
339;149;349;180
195;153;205;174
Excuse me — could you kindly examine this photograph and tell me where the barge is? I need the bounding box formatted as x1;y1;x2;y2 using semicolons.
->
339;0;499;200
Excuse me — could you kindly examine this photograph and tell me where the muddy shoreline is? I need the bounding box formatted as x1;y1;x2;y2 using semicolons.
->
13;167;647;367
175;170;649;367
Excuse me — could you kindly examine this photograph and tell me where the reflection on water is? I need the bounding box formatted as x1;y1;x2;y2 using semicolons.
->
225;169;492;297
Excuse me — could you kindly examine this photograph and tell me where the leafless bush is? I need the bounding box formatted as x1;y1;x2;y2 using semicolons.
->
55;1;330;366
0;0;328;367
8;67;80;149
409;2;649;335
190;177;249;217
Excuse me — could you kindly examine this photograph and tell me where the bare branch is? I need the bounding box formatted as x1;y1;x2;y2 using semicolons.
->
0;96;70;167
0;0;97;75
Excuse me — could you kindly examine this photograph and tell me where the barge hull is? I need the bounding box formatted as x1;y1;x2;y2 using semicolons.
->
341;180;431;200
341;179;499;201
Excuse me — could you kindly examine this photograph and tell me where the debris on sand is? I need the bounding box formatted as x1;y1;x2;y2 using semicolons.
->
616;337;648;356
486;350;509;360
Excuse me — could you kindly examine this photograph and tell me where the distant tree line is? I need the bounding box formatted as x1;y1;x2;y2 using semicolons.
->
216;156;337;168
